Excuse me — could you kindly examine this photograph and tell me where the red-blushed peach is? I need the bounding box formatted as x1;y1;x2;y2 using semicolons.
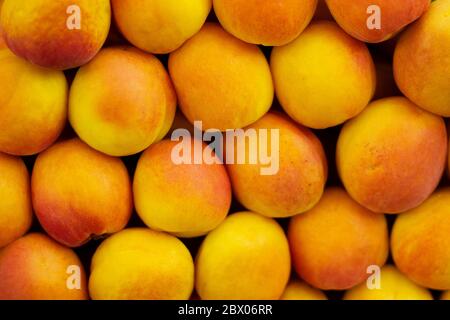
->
0;48;67;156
391;188;450;290
326;0;430;43
0;153;32;248
89;228;194;300
169;23;273;131
69;47;174;157
133;140;231;238
196;212;290;300
0;233;88;300
213;0;317;46
226;112;327;218
337;97;447;214
271;21;376;129
0;0;110;70
288;188;389;290
394;0;450;116
111;0;211;54
280;281;327;300
31;139;132;248
344;265;433;300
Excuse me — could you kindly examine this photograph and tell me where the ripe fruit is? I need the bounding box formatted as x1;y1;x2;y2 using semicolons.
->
337;97;447;214
0;153;32;248
271;21;376;129
31;139;132;247
89;228;194;300
394;0;450;116
392;188;450;290
0;0;110;70
169;23;273;131
280;281;327;300
196;212;291;300
226;112;327;218
0;233;88;300
69;46;175;156
326;0;430;43
288;188;389;290
344;265;433;300
133;140;231;238
111;0;211;54
213;0;317;46
0;47;67;156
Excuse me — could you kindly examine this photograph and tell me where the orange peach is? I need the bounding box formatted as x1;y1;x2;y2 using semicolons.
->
288;188;389;290
133;140;231;238
196;212;291;300
0;0;110;70
0;233;88;300
271;21;376;129
337;97;447;214
0;47;67;156
69;46;175;157
394;0;450;116
89;228;194;300
226;112;327;218
0;153;32;248
280;281;327;300
213;0;317;46
392;188;450;290
31;139;132;247
326;0;430;43
111;0;211;54
169;23;273;131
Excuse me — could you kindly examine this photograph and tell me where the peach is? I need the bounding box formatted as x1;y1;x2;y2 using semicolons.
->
0;0;110;70
69;47;175;157
31;139;132;247
337;97;447;214
271;21;376;129
344;265;433;300
111;0;211;54
0;153;32;248
288;188;389;290
169;23;273;131
0;48;67;156
326;0;430;43
280;281;327;300
226;112;327;218
0;233;88;300
394;0;450;116
442;291;450;300
89;228;194;300
213;0;317;46
133;140;231;238
391;188;450;290
196;212;291;300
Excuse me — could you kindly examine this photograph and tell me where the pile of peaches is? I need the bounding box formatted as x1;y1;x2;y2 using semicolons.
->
0;0;449;300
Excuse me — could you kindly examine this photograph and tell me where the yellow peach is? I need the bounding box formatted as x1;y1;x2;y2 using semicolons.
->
280;281;327;300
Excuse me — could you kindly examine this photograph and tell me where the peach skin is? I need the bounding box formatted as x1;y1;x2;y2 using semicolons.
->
271;21;376;129
196;212;291;300
288;188;389;290
0;233;88;300
31;139;132;248
337;97;447;214
392;188;450;290
326;0;430;43
111;0;211;54
226;112;327;218
89;228;194;300
133;140;231;238
69;46;174;157
213;0;318;46
0;0;110;70
169;23;273;131
280;281;327;300
0;153;32;248
394;0;450;116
